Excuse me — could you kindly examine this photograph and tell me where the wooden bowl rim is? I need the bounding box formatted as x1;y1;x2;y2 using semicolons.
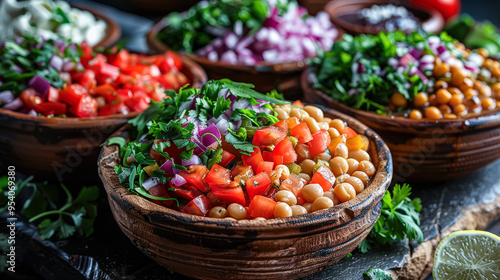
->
324;0;444;35
146;17;342;73
98;105;393;229
301;68;500;131
72;4;122;48
0;55;207;124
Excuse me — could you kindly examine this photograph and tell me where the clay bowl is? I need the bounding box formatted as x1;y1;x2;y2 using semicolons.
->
302;69;500;182
325;0;444;35
146;20;341;100
72;4;122;48
0;56;206;180
98;106;392;280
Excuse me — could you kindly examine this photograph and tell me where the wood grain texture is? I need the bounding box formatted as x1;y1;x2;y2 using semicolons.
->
302;69;500;182
98;107;392;280
0;57;207;178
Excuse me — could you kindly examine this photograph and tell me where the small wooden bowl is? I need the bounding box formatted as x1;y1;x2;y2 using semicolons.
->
98;107;392;280
73;4;122;48
0;57;206;179
302;69;500;182
146;20;338;100
325;0;444;35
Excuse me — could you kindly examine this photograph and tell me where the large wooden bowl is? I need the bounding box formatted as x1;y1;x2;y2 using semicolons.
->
325;0;444;35
302;69;500;182
0;57;206;180
73;4;122;48
146;20;340;100
98;106;392;280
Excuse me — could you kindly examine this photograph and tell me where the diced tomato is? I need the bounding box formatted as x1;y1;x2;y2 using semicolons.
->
122;64;152;76
308;130;331;157
219;150;235;167
170;182;203;200
292;100;304;107
206;164;231;186
346;135;365;151
241;147;263;174
36;102;67;116
147;184;174;207
246;172;272;200
209;183;246;206
158;51;183;73
47;87;59;103
79;70;97;90
181;194;212;216
178;165;209;192
340;127;357;139
110;49;130;69
230;165;254;183
150;139;185;164
287;117;299;129
280;174;307;196
256;161;274;175
206;191;227;208
157;72;180;90
273;120;288;130
59;84;87;106
328;135;347;154
248;195;277;219
69;94;97;117
20;88;42;110
273;138;297;164
252;126;287;147
92;84;116;98
262;151;283;167
98;101;129;116
290;123;313;144
264;187;278;200
79;41;94;67
124;95;150;112
98;63;120;81
310;165;335;192
87;54;107;72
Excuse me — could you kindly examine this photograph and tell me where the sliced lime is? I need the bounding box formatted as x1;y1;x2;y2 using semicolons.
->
433;230;500;280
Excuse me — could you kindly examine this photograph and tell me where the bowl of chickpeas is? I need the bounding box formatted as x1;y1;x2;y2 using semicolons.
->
98;104;392;280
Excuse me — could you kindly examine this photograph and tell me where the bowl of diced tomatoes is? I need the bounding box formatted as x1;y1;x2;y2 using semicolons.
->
98;80;392;280
0;34;206;179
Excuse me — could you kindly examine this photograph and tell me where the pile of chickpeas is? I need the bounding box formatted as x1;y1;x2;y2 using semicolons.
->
389;45;500;120
207;105;376;220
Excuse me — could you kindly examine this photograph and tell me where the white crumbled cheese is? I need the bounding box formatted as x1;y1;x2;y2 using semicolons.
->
359;4;418;31
0;0;107;46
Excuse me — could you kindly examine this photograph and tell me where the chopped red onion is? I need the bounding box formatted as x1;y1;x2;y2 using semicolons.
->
50;55;64;72
181;155;201;166
408;48;421;59
3;98;23;110
29;75;51;96
142;177;163;191
171;174;187;186
28;110;37;117
0;91;14;105
200;124;221;147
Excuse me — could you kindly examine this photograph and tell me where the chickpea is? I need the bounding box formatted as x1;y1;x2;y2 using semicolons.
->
323;190;334;201
348;150;371;162
269;170;281;185
328;128;340;138
409;110;423;120
227;203;248;220
329;157;349;177
434;80;448;89
299;159;316;176
332;193;341;205
295;144;311;162
497;101;500;108
208;206;228;218
482;97;496;110
453;104;468;117
334;143;349;159
464;88;479;100
358;160;376;176
448;94;463;107
459;78;474;92
317;121;330;131
275;165;290;180
344;176;364;194
313;153;331;163
390;93;407;108
433;63;450;77
451;66;466;86
436;89;452;104
304;117;320;134
291;205;308;216
279;105;292;114
474;81;492;96
330;119;345;132
428;94;439;106
425;106;442;120
302;184;324;202
300;110;310;119
275;108;290;120
322;117;332;123
304;105;324;122
346;158;359;175
274;202;293;218
311;197;334;212
333;183;356;203
275;190;297;206
413;92;429;107
448;87;463;97
439;104;452;115
465;96;481;109
352;171;370;186
298;173;311;182
477;48;489;57
290;108;304;120
335;174;350;185
443;113;457;119
303;203;313;213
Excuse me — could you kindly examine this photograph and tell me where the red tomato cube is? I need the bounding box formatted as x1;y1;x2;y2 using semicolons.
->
248;195;277;219
246;172;272;200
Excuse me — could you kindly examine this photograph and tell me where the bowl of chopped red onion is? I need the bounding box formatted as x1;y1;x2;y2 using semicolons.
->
146;0;340;99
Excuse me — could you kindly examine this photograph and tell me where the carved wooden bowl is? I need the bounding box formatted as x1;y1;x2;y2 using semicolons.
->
0;57;206;179
73;4;122;48
98;106;392;280
302;69;500;182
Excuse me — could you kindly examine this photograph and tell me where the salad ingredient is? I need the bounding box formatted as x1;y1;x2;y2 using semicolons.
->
159;0;338;65
363;268;392;280
358;184;422;253
0;0;106;46
433;230;500;280
310;31;500;119
409;0;460;22
111;79;375;219
350;4;419;32
0;34;188;117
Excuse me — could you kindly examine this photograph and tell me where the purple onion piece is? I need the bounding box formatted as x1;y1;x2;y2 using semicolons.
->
50;55;64;72
3;98;23;111
28;75;51;97
160;160;174;175
171;174;187;186
199;124;221;147
142;177;162;191
181;154;201;166
0;91;14;105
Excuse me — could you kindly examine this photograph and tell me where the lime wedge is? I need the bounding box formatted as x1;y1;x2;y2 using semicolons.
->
433;230;500;280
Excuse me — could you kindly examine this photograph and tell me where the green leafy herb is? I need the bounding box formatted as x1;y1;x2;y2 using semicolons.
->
363;268;392;280
358;184;423;253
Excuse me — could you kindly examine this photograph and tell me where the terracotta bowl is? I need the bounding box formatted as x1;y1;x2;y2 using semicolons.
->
73;4;122;48
146;20;341;100
98;106;392;280
325;0;444;35
302;69;500;182
0;57;206;180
